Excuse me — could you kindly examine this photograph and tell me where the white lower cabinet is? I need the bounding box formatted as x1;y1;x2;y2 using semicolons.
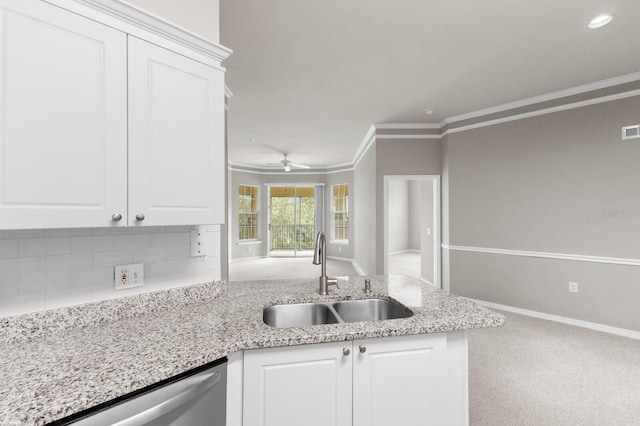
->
239;332;468;426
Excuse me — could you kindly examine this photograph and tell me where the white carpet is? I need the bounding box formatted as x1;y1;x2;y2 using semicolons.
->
469;311;640;425
228;257;359;281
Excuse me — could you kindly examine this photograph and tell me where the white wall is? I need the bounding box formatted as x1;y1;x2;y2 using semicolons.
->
0;226;221;316
388;180;410;253
125;0;220;43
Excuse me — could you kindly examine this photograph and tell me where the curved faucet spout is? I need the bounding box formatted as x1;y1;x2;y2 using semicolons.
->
312;231;337;295
312;231;323;266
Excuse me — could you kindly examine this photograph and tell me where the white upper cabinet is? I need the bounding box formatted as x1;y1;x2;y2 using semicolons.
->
0;0;229;230
0;0;128;229
128;36;225;227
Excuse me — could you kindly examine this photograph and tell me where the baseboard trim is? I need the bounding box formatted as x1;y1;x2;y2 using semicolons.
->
327;255;366;276
467;298;640;340
443;244;640;267
228;256;266;263
388;249;420;256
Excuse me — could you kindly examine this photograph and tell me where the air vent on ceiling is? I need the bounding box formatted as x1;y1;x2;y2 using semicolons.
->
622;124;640;140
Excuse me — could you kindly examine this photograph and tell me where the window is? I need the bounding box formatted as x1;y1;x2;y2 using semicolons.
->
332;184;349;241
239;185;258;240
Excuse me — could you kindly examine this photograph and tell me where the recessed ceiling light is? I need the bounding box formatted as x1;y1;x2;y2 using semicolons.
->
588;14;614;29
424;108;435;115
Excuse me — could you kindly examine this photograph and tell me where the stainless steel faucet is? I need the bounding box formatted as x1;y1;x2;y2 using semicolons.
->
313;231;338;295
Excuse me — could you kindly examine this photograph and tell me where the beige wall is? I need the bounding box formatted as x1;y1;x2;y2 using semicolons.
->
354;144;377;275
445;95;640;331
126;0;220;43
375;138;441;274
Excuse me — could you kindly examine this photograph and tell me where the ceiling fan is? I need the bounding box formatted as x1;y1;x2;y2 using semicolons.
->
270;153;310;172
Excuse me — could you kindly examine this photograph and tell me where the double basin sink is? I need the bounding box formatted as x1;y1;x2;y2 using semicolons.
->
263;298;414;328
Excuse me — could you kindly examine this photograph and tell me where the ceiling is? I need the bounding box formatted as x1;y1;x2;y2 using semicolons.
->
220;0;640;170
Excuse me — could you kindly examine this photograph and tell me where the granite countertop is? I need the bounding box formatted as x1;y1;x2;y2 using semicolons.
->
0;275;505;425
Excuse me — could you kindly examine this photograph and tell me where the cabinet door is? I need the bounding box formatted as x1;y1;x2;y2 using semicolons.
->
128;36;225;227
0;0;127;229
353;333;452;426
243;342;352;426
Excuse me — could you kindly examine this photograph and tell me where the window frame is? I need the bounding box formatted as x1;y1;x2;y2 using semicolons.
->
238;184;259;242
331;183;349;243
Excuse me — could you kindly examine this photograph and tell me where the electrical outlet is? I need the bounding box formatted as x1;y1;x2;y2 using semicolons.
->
569;282;579;293
114;263;144;290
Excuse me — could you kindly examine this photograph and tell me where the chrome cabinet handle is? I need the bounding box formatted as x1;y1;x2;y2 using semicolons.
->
135;214;145;221
359;345;367;353
112;213;122;222
343;348;350;356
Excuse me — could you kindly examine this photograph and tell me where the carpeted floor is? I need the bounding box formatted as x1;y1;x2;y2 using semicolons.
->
469;311;640;425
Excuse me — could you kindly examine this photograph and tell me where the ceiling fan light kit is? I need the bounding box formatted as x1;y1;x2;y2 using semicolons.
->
275;153;310;172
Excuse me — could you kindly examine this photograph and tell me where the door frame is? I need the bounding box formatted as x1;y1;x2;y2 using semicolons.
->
265;183;324;257
383;175;441;288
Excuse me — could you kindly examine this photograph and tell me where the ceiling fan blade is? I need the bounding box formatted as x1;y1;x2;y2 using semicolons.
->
290;163;310;169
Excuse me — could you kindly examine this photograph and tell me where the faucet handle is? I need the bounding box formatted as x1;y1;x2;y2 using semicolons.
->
328;278;339;289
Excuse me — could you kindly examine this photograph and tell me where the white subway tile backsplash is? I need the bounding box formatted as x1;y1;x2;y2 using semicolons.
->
19;238;70;258
0;258;46;276
0;276;19;297
189;256;218;272
19;272;69;294
115;234;151;251
45;255;93;273
149;259;189;277
133;248;166;264
71;236;114;254
166;246;190;261
0;293;45;317
0;240;18;260
0;226;221;316
69;268;114;289
45;286;93;310
195;268;220;283
93;251;133;269
150;233;189;248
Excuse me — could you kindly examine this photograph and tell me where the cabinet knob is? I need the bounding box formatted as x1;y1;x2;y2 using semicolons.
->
359;345;367;354
135;213;145;221
343;348;351;356
112;213;122;222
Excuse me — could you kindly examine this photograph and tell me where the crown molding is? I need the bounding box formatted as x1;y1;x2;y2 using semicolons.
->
45;0;232;64
441;71;640;126
376;134;441;139
230;72;640;173
374;123;440;130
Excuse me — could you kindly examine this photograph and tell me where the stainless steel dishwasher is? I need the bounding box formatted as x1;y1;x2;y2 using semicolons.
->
54;359;227;426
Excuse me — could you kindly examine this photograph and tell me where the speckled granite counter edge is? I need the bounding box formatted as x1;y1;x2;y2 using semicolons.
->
0;281;224;345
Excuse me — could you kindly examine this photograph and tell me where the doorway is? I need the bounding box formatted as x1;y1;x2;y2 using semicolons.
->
383;176;441;288
268;186;316;257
